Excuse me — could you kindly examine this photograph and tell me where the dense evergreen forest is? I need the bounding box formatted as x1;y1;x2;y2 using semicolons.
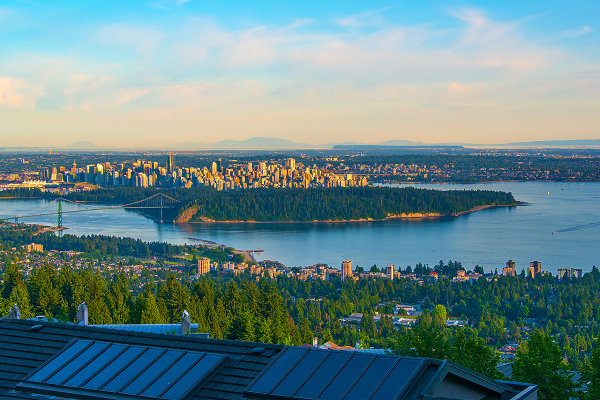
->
1;186;517;222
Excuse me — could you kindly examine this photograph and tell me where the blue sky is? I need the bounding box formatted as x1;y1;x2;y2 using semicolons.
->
0;1;598;147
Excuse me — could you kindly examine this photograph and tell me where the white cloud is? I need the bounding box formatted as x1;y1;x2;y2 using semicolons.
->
334;7;392;28
449;8;518;45
0;76;37;109
96;24;163;58
558;26;593;38
448;82;470;93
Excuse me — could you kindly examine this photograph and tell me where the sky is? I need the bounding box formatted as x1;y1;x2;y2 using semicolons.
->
0;0;598;147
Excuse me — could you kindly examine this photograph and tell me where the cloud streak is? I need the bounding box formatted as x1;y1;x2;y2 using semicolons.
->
558;25;593;38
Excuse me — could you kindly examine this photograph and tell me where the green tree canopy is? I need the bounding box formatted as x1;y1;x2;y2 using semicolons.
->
513;330;576;400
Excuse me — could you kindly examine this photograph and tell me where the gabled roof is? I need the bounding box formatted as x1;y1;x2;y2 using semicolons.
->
0;318;536;400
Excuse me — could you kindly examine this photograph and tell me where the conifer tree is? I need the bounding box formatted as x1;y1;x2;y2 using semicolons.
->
9;282;33;319
452;329;503;379
513;330;576;400
257;318;273;343
228;311;255;342
300;318;314;345
1;262;23;299
140;293;163;324
580;346;600;400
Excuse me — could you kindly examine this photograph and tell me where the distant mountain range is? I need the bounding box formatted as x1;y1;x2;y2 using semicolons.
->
500;139;600;147
171;137;312;149
64;141;99;148
170;137;434;149
37;137;600;151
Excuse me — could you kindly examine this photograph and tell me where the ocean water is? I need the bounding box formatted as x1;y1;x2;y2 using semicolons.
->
1;181;599;274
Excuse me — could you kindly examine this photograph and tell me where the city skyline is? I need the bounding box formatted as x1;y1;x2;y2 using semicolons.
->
1;1;598;147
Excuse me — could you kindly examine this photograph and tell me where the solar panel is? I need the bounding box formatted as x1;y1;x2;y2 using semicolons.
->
245;348;424;400
17;339;228;400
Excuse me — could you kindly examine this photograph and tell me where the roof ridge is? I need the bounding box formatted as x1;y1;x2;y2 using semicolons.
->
0;318;285;351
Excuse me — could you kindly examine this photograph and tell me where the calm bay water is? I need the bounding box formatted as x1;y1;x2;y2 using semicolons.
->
1;181;599;274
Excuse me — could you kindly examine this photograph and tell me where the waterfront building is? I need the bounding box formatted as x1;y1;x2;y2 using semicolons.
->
531;261;542;275
341;260;353;281
386;264;395;280
557;268;569;279
503;260;516;277
528;261;542;278
558;267;583;279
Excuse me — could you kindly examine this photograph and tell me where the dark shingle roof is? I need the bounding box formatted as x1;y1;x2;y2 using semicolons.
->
0;318;283;400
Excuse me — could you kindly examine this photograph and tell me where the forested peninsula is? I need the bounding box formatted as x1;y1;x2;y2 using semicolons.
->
1;186;517;223
177;187;517;222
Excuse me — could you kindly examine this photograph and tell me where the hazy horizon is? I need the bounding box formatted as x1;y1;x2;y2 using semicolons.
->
1;1;598;147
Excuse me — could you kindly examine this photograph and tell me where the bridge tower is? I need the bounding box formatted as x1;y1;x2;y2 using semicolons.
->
57;198;63;228
160;193;163;223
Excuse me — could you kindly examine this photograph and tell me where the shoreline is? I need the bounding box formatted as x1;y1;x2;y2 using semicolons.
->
177;202;523;225
375;179;598;184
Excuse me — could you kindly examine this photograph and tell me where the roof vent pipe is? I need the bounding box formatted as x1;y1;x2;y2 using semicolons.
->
181;310;191;335
8;304;20;319
76;302;88;325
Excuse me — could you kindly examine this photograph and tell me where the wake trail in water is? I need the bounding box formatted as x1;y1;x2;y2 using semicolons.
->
554;221;600;233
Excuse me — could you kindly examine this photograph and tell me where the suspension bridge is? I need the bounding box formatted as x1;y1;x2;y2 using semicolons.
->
0;193;181;228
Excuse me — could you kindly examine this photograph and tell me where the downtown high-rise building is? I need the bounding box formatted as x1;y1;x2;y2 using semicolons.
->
168;155;175;173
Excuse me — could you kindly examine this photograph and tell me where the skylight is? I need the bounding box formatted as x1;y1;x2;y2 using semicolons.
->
17;339;228;400
244;347;425;400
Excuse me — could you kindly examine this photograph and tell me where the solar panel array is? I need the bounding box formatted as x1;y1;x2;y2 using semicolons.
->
21;339;227;400
244;347;425;400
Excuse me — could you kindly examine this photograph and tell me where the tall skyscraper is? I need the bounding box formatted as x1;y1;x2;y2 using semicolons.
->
168;154;175;173
286;158;296;170
211;162;218;175
341;260;353;281
217;159;223;173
